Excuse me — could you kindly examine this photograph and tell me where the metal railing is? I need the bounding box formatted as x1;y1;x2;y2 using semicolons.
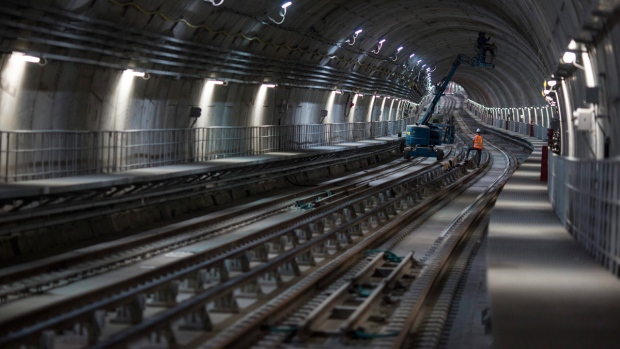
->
549;153;620;276
478;117;548;142
533;125;549;141
0;119;412;182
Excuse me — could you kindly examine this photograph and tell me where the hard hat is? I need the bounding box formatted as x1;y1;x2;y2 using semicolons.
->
476;128;481;132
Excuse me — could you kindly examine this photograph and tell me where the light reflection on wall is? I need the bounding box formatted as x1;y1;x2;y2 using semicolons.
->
582;52;602;157
351;94;359;121
252;85;269;126
110;69;135;130
326;91;336;123
367;95;376;122
561;79;574;157
388;99;395;120
197;81;218;128
380;97;387;121
0;53;28;130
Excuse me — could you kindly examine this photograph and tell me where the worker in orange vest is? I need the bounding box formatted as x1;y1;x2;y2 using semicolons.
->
466;128;483;167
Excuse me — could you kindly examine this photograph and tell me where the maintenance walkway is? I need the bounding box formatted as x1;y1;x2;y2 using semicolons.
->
0;137;401;200
480;118;620;349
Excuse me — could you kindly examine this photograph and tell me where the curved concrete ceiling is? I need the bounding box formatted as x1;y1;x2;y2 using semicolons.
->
2;0;592;106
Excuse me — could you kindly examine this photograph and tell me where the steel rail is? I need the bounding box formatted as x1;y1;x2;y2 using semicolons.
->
249;161;482;349
376;115;519;349
123;162;474;348
293;251;414;340
0;155;456;346
201;162;480;349
0;150;422;300
411;215;490;348
249;106;530;349
0;143;401;225
0;157;426;308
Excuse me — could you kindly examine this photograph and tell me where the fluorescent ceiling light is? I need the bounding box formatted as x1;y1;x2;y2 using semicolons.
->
379;39;386;44
547;80;557;87
281;1;292;9
263;84;277;88
208;80;225;85
355;29;363;34
125;69;146;77
13;52;40;63
21;55;40;63
562;51;576;63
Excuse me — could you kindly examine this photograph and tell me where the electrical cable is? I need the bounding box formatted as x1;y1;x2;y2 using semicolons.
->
364;249;404;263
107;0;423;88
354;329;400;338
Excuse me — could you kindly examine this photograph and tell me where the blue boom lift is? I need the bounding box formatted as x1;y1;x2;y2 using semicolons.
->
404;34;495;161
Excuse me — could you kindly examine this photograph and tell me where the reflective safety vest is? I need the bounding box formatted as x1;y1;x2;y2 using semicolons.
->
473;134;483;149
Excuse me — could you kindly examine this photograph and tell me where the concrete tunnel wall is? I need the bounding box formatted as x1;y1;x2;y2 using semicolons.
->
2;0;618;159
0;54;414;131
1;1;572;130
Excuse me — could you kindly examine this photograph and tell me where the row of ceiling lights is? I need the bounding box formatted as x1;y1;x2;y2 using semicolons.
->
128;67;412;101
12;0;422;100
11;51;411;99
334;90;408;101
96;0;431;102
472;103;553;111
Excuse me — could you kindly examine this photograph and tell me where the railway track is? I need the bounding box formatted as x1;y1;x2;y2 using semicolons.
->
248;103;524;349
0;155;436;301
2;140;464;344
0;100;533;349
0;160;466;347
0;142;403;236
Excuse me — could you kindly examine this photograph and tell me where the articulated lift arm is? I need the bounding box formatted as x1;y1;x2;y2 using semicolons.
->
403;34;495;160
418;54;474;126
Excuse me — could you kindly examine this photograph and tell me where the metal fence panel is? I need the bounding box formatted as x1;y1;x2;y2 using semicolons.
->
469;103;620;274
0;130;101;181
0;120;413;182
549;152;620;276
352;122;371;141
